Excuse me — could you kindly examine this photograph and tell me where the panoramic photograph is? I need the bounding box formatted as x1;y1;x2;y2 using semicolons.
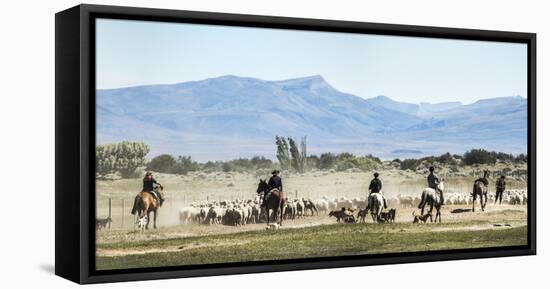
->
94;18;528;270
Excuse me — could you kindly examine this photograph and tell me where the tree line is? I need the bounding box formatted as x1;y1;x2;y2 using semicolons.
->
395;149;527;171
95;140;527;179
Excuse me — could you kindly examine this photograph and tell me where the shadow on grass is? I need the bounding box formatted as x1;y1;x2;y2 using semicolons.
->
451;208;472;214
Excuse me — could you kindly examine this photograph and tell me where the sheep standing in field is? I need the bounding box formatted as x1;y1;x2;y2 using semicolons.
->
295;199;305;218
303;198;318;216
179;206;199;224
250;202;260;223
352;197;367;209
284;200;297;220
314;199;329;213
397;195;414;208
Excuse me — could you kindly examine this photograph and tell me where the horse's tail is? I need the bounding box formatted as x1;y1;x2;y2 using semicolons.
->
418;191;425;209
131;195;141;215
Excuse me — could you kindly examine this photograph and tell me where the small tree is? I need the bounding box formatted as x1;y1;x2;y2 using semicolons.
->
463;149;496;165
318;153;336;170
173;155;199;175
275;136;290;170
288;137;303;172
147;154;177;173
114;141;150;178
96;143;117;177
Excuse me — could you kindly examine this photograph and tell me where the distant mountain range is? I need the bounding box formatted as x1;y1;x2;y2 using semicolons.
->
96;75;527;161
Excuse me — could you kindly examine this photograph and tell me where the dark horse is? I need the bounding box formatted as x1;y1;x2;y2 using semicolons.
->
472;180;488;212
256;179;285;227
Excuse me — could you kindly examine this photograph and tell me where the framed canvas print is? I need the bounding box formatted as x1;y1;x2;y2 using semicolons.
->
55;4;536;284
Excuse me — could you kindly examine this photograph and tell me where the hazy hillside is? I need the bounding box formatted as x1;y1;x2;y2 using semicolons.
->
96;75;527;160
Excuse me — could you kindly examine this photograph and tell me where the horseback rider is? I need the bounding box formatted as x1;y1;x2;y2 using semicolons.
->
262;170;282;207
368;172;387;209
427;166;444;203
495;175;506;205
142;171;164;206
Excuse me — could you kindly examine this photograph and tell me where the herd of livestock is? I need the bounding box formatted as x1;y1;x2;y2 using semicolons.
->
178;189;528;226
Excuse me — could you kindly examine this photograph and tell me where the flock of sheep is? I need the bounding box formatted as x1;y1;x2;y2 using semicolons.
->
177;189;527;226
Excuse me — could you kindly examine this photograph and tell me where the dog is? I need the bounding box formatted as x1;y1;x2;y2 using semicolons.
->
329;207;355;223
96;217;112;230
136;215;148;231
378;208;396;223
266;223;279;230
412;210;432;223
356;208;368;223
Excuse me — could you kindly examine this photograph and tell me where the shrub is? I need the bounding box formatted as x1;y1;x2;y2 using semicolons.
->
463;149;497;165
147;154;177;173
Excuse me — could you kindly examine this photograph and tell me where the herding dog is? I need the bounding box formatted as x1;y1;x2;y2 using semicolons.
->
96;217;112;230
329;210;347;222
136;215;148;231
266;223;280;230
356;208;368;223
378;208;396;223
412;210;432;223
329;208;355;223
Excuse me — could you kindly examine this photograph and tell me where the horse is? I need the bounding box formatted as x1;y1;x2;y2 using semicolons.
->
417;182;444;223
256;179;285;227
130;185;166;229
367;193;386;222
472;180;488;212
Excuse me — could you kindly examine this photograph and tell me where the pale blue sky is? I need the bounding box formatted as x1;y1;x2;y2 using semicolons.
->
96;18;527;104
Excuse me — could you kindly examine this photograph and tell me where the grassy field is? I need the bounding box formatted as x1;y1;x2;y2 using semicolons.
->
96;204;528;270
96;220;527;270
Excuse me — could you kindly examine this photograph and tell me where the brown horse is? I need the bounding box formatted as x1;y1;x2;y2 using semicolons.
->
131;185;166;229
472;180;488;212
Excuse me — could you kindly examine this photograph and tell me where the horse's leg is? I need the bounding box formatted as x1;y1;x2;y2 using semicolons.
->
153;210;157;229
266;208;270;226
279;204;283;226
146;210;151;230
472;194;476;212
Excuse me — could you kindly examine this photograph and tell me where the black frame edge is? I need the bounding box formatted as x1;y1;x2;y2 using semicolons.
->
55;4;83;284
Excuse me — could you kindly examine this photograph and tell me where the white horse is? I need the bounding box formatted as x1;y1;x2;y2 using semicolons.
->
367;193;386;222
417;182;445;223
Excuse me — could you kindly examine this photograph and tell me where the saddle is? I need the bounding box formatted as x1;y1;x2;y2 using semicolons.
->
263;189;285;206
148;190;162;206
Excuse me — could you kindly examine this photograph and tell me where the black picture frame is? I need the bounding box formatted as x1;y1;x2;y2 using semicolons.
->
55;4;536;284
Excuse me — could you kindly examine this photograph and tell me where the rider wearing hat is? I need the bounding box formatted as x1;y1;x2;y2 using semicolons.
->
143;171;164;206
262;170;282;207
368;172;387;208
427;166;444;203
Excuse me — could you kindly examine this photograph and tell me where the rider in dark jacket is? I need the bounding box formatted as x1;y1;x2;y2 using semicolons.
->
143;171;164;205
262;170;282;207
368;172;387;209
427;166;444;203
268;170;283;192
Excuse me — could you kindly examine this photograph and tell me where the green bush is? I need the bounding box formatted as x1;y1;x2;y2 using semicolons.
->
96;141;149;178
463;149;497;165
147;154;177;173
318;153;336;170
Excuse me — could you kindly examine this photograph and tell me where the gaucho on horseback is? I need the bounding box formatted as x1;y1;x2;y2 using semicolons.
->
368;172;387;209
427;166;444;203
143;171;165;206
261;170;282;207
